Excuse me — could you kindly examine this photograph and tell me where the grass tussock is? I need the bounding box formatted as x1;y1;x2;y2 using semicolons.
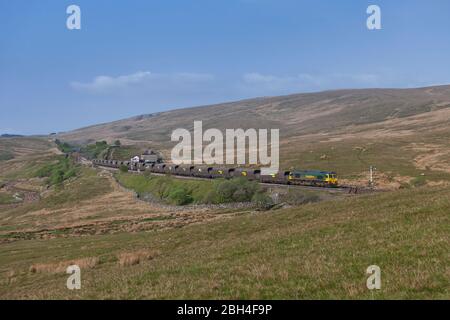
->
117;249;159;267
29;257;99;274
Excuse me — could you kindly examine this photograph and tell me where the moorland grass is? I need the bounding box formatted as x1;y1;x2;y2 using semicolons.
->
0;184;448;299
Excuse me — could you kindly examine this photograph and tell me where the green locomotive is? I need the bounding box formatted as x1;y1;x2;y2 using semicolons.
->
288;170;338;187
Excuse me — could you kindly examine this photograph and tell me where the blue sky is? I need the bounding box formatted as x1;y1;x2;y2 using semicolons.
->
1;0;450;135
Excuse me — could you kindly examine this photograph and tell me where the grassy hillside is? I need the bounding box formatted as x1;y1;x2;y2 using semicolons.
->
0;137;60;180
58;86;450;145
56;86;450;186
0;183;448;299
0;166;112;236
0;159;247;242
1;87;449;300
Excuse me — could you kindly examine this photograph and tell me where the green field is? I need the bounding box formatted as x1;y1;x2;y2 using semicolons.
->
77;141;149;161
109;145;146;161
116;172;214;203
115;172;267;206
0;183;448;299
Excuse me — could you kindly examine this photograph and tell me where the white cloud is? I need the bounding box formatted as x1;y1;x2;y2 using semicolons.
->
241;72;382;95
71;71;215;94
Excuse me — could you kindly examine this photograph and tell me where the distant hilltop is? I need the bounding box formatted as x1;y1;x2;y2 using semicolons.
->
56;84;450;146
1;134;24;138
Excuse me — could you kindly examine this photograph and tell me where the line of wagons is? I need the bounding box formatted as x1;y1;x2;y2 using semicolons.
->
92;159;339;188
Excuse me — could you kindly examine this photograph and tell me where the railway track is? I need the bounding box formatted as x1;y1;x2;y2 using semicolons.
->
93;163;373;194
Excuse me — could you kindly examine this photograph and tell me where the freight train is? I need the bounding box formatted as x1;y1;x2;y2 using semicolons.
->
92;159;339;188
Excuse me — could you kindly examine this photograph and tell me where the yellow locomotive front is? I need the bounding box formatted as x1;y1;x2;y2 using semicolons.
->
325;172;338;186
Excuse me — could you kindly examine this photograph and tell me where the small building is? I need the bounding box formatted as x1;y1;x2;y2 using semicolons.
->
141;149;160;163
131;156;140;164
